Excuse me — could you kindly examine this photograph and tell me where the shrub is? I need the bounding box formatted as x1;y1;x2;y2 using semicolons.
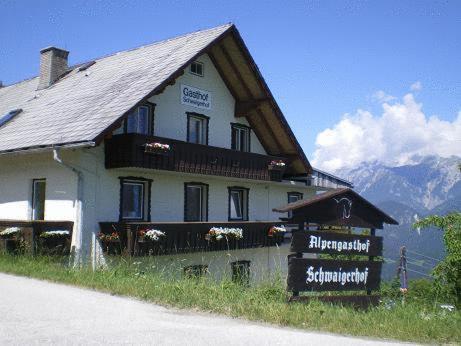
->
413;212;461;306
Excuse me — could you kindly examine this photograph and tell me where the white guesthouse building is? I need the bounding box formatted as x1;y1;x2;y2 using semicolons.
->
0;24;351;277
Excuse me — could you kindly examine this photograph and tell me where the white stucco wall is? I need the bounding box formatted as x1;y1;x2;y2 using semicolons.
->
146;54;267;155
0;146;313;267
0;145;314;225
84;145;315;223
0;151;77;221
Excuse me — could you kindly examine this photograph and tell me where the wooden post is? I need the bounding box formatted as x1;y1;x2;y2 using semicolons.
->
367;228;376;295
292;219;306;298
125;223;133;257
22;227;34;256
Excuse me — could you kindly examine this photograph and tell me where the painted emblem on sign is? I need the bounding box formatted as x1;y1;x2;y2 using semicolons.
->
334;197;352;219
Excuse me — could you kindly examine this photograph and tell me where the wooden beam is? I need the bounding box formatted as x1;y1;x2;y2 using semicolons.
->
227;29;312;174
235;98;271;117
244;112;276;154
218;43;286;155
219;44;253;99
208;49;239;101
255;108;285;154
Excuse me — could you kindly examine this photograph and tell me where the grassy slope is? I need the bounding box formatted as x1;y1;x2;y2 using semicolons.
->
0;255;459;344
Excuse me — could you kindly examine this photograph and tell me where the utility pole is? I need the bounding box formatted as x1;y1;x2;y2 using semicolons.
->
396;246;408;303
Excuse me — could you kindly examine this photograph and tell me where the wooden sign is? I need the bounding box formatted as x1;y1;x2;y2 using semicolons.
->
291;231;383;257
287;258;382;292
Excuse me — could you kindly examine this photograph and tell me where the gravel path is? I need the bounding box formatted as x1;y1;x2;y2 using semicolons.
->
0;273;414;345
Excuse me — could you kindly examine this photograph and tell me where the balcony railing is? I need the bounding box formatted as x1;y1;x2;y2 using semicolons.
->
98;221;286;256
104;134;287;181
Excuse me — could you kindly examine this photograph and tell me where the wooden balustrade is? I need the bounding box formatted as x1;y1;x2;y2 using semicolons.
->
104;134;287;181
99;221;286;256
0;220;73;255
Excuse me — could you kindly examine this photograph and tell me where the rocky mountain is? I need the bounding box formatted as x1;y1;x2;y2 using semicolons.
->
336;155;461;280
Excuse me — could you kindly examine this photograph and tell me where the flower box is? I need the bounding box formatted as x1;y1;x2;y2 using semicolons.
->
144;142;171;155
268;160;286;171
268;225;286;237
137;229;165;242
205;227;243;241
40;230;70;239
0;227;21;240
268;160;286;181
98;232;122;254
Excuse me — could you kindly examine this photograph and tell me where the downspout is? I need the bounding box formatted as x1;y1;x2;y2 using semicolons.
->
53;148;84;266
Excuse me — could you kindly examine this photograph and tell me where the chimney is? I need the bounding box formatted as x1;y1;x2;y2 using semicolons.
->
37;46;69;90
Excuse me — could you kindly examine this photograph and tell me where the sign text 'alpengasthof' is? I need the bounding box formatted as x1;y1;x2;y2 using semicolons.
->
290;231;383;257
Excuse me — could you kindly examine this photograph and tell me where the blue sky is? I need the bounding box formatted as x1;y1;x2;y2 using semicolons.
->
1;1;460;168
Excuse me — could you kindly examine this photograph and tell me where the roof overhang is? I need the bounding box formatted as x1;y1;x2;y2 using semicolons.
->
0;141;96;156
273;188;399;229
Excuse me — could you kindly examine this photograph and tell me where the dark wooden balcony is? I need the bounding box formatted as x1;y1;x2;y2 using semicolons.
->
99;221;286;256
104;134;287;181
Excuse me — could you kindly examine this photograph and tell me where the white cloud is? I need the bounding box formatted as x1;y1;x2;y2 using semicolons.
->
410;81;422;92
312;93;461;171
372;90;396;103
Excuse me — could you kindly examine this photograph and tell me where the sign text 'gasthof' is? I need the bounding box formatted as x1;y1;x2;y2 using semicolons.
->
181;84;212;110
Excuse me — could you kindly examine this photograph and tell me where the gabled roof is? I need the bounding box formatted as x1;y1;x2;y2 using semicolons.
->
273;188;398;229
0;24;310;175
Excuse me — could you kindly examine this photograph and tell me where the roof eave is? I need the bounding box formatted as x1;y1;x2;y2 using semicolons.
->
0;141;96;156
228;26;312;175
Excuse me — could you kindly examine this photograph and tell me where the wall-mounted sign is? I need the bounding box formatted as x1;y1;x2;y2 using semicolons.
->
290;231;383;256
181;84;212;110
287;258;382;292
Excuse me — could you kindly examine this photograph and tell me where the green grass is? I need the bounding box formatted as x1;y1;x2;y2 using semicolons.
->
0;255;460;344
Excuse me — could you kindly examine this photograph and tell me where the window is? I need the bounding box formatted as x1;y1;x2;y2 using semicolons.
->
124;104;154;135
32;179;46;220
231;260;250;285
184;183;208;221
231;124;250;152
119;177;152;221
187;113;209;145
190;61;204;77
287;192;303;219
228;187;249;221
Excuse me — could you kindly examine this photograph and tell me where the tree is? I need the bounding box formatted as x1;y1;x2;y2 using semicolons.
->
413;212;461;306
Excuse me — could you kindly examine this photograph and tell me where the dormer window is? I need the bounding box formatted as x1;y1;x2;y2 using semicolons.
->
123;104;154;135
190;61;204;77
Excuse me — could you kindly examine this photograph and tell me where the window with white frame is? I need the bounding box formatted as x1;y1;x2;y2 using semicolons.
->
187;113;208;145
120;178;151;221
190;61;204;77
287;192;303;219
32;179;46;220
184;183;208;221
228;187;249;221
231;124;250;152
124;105;153;135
